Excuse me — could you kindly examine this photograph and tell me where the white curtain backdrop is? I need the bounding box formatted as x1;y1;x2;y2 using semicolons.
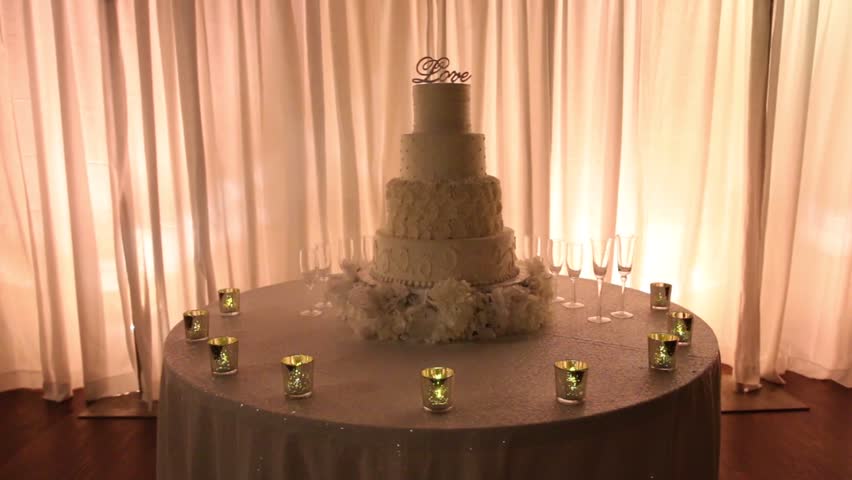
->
759;0;852;386
0;0;848;403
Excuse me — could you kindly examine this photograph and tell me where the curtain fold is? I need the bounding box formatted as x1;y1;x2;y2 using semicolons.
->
759;0;852;386
734;0;772;389
0;0;848;401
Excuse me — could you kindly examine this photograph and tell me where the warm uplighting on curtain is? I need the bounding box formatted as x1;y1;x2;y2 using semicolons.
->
0;0;849;402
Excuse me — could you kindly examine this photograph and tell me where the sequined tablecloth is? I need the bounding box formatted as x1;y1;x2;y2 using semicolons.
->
157;278;720;480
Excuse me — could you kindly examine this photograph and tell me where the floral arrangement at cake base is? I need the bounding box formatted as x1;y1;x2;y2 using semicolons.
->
328;258;554;343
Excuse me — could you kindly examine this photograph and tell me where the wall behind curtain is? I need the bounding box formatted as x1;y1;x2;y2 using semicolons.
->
0;0;848;401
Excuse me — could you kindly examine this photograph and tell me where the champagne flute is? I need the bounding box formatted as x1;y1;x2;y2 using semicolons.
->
587;238;612;324
547;239;566;302
314;243;333;309
562;241;584;309
338;237;357;271
299;248;322;317
611;234;636;319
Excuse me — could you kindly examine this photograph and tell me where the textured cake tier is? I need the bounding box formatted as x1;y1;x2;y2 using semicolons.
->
385;175;503;240
400;132;485;181
372;228;519;287
413;83;471;133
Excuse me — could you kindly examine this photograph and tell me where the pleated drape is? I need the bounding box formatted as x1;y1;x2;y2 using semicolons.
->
0;0;849;402
759;0;852;386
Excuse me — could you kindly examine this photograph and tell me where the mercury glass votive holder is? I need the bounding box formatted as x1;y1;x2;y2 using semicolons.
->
668;310;694;346
281;354;314;398
650;282;673;310
554;360;589;404
420;367;455;413
218;288;240;316
208;336;239;375
648;333;680;371
183;309;209;342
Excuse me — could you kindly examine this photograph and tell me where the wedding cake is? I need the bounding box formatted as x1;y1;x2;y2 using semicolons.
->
371;82;520;287
330;57;551;343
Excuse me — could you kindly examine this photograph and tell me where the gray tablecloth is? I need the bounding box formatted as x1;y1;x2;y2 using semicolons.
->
157;278;720;480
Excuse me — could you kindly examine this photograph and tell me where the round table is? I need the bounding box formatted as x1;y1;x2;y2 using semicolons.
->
157;278;720;480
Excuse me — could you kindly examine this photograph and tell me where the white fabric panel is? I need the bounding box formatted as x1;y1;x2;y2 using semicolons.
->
0;0;848;402
615;0;758;367
0;0;138;401
760;0;852;386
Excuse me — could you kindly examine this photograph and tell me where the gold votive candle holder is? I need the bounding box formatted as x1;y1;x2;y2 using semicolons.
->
208;336;239;375
421;367;455;413
668;310;694;346
281;354;314;398
218;288;240;316
650;282;672;310
648;333;679;371
554;360;589;404
183;309;209;342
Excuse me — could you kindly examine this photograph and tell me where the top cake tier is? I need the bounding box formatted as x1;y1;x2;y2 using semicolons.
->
412;83;472;133
401;83;485;182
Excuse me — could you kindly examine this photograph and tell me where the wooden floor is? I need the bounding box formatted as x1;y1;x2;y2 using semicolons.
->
719;371;851;480
1;371;849;480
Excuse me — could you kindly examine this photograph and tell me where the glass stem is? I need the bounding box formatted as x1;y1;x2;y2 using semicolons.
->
571;278;577;303
553;272;559;298
596;277;603;319
620;274;627;312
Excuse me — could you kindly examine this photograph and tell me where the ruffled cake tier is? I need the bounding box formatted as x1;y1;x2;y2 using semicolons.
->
384;175;504;240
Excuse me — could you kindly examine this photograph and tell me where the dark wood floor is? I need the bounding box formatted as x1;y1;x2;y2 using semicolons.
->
0;389;156;480
1;371;849;480
719;371;851;480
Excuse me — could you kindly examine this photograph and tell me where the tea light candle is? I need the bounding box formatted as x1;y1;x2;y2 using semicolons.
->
668;310;694;345
420;367;455;413
650;282;672;310
208;336;239;375
218;288;240;316
183;309;209;342
281;354;314;398
648;333;679;371
554;360;589;404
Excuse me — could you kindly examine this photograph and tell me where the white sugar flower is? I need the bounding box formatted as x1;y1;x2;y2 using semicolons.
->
327;275;355;305
342;303;377;339
348;284;373;311
428;278;477;341
522;257;555;301
339;259;361;280
405;303;438;341
524;294;549;330
371;282;410;313
334;260;550;343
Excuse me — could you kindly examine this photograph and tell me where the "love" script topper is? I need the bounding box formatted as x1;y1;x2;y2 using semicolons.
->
412;56;471;84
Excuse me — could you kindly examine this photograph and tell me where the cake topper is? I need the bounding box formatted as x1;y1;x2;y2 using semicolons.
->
412;56;471;84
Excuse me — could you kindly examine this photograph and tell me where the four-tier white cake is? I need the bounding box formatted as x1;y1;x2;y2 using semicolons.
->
330;80;551;343
372;83;520;287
